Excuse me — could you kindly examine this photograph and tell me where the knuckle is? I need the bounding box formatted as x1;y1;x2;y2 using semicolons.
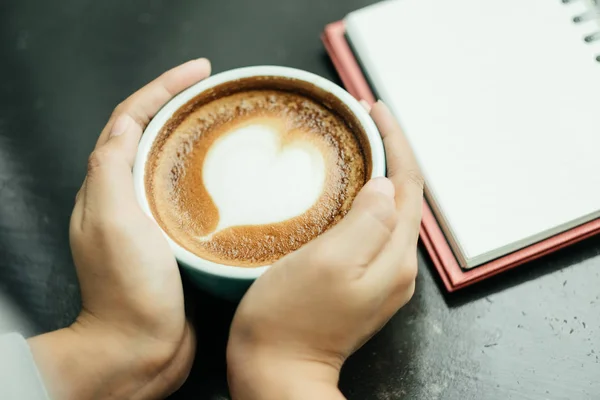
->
405;168;425;190
87;148;116;174
407;262;419;283
367;193;395;217
390;253;418;291
93;212;134;235
390;272;416;305
402;252;419;280
87;151;103;174
385;153;403;177
353;192;397;234
112;102;126;118
304;242;349;279
363;191;393;212
409;211;424;229
69;212;81;236
74;188;83;204
403;280;416;303
365;194;396;224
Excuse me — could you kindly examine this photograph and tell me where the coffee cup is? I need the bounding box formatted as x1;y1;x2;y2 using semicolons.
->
133;66;385;301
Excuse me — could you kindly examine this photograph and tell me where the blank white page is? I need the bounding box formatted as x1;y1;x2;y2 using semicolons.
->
346;0;600;268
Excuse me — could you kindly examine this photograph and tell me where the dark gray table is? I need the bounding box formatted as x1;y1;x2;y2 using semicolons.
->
1;1;599;398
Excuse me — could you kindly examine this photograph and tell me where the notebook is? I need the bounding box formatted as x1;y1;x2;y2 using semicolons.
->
323;0;600;288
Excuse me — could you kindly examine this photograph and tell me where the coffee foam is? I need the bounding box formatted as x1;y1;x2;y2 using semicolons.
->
146;79;370;267
202;118;327;236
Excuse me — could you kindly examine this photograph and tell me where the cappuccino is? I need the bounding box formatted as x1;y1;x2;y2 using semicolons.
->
146;77;371;267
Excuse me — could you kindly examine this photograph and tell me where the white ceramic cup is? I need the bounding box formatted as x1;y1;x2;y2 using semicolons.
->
133;66;386;301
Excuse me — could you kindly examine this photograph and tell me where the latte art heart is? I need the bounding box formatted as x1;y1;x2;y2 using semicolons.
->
202;121;326;236
146;79;369;267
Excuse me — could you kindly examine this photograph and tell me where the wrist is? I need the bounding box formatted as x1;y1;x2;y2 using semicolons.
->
227;340;345;400
71;311;184;379
28;313;194;400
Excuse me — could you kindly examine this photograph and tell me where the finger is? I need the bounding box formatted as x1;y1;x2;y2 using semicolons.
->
360;102;423;290
359;99;372;112
370;101;424;238
74;58;211;221
83;114;144;218
95;58;211;149
307;177;397;268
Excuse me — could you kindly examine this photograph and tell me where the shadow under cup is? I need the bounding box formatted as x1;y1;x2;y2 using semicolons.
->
133;66;385;301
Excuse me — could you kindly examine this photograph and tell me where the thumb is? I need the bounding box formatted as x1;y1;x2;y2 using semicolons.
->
83;114;143;218
311;177;397;268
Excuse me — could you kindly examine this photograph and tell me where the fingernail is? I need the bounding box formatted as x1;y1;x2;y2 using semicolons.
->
365;177;395;198
359;99;372;112
376;100;390;113
109;114;132;138
195;57;211;72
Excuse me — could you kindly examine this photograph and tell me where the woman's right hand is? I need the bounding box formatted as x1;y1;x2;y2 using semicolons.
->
227;101;424;400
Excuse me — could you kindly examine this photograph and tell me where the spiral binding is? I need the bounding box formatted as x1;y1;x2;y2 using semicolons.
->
563;0;600;61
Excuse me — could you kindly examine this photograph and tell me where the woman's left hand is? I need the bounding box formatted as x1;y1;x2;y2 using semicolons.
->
29;58;211;400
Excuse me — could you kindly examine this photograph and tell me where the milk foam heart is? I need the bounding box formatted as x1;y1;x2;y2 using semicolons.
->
202;123;326;235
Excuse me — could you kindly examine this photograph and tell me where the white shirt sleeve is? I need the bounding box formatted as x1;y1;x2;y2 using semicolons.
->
0;333;50;400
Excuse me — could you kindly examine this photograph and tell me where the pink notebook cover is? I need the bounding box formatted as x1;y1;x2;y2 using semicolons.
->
322;21;600;291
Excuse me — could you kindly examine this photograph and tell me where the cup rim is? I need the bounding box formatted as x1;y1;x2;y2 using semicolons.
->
132;65;385;280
